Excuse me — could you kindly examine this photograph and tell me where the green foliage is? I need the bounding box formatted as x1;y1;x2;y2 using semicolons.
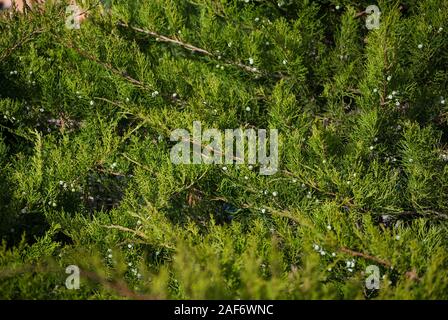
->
0;0;447;299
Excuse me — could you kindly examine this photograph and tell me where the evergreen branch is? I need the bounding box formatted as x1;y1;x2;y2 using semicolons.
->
80;269;159;300
395;210;448;221
59;38;153;91
101;224;150;241
118;22;210;55
268;209;422;281
116;21;262;75
76;0;104;18
121;153;153;172
0;264;160;300
282;169;338;197
95;91;186;111
0;28;44;63
101;224;176;250
95;166;127;177
0;124;34;142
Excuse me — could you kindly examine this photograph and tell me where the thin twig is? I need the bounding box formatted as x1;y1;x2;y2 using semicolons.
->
340;247;392;267
340;247;420;281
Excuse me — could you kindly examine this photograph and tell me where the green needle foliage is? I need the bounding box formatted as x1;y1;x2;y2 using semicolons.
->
0;0;447;299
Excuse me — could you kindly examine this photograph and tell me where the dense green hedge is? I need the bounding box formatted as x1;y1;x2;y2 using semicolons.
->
0;0;447;299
